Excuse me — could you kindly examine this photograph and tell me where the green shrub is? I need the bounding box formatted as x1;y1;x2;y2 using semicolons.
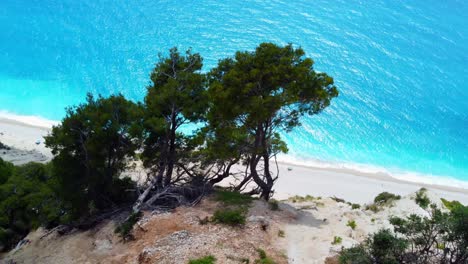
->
338;229;407;264
115;211;143;240
215;190;253;206
351;203;360;209
268;199;280;211
365;203;380;213
0;161;63;251
415;188;430;209
332;236;342;245
339;204;468;263
347;220;357;230
255;249;275;264
339;244;371;264
440;198;463;212
374;192;401;204
212;208;246;226
189;255;216;264
278;230;285;237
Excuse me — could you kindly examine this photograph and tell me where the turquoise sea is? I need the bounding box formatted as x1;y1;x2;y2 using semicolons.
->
1;0;467;186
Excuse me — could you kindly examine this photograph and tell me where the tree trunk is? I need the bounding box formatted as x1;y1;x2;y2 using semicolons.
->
164;108;177;187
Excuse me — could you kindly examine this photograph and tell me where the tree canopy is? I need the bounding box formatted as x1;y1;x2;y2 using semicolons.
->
206;43;338;199
45;94;143;219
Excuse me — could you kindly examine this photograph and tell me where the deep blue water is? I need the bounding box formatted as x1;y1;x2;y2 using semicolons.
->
1;0;467;184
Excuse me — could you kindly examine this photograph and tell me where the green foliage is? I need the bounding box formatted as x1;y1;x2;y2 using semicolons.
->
351;203;360;210
115;211;143;241
142;47;207;188
339;229;407;264
215;190;253;207
440;198;463;212
45;94;142;220
0;158;14;185
374;192;401;204
268;199;280;211
346;220;357;230
188;255;216;264
365;203;380;213
339;204;468;263
255;249;276;264
212;208;246;226
0;160;62;251
332;236;342;245
278;230;285;238
339;244;371;264
414;188;430;209
207;43;338;199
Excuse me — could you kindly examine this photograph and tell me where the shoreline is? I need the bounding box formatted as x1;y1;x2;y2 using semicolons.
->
1;111;468;204
273;161;468;204
277;161;468;196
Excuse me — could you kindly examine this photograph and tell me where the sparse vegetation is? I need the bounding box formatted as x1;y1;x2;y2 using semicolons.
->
268;199;280;211
364;192;401;213
212;208;246;226
288;195;317;203
351;203;360;209
278;230;285;238
347;220;357;230
115;211;143;241
415;188;430;208
215;190;253;207
188;255;216;264
365;203;380;213
332;236;343;245
441;198;462;211
338;203;468;264
374;192;401;204
255;249;276;264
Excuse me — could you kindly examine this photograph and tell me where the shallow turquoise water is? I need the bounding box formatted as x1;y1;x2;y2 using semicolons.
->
1;0;467;183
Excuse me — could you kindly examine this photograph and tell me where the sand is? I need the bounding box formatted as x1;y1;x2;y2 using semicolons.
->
1;115;468;205
0;116;53;165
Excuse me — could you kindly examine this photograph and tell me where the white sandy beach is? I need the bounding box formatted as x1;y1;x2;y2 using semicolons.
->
1;114;468;205
0;115;53;165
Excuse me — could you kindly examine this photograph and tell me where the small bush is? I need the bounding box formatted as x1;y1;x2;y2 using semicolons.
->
351;203;360;209
255;249;276;264
365;203;380;213
347;220;357;230
212;208;246;226
374;192;401;204
332;236;342;245
115;211;142;240
268;199;280;211
415;188;430;209
278;230;285;237
188;255;216;264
